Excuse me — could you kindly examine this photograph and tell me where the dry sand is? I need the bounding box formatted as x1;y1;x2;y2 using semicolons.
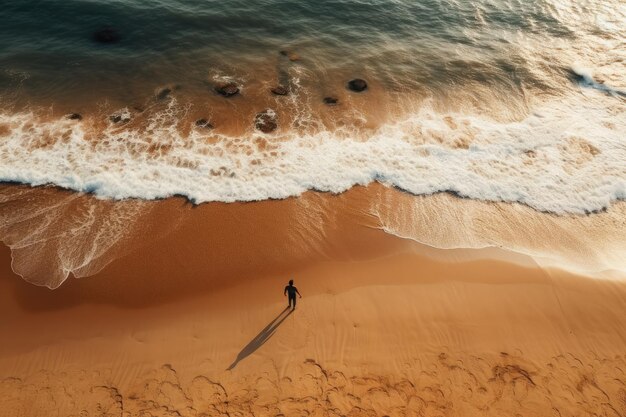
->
1;184;626;416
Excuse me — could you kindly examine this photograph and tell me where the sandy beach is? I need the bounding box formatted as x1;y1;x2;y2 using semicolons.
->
1;184;625;416
2;0;625;415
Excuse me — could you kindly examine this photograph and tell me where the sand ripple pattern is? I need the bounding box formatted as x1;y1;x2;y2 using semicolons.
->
2;352;626;417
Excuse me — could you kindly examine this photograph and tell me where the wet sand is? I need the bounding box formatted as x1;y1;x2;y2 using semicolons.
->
1;184;626;416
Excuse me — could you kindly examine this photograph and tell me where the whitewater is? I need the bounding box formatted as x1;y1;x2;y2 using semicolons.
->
0;86;624;215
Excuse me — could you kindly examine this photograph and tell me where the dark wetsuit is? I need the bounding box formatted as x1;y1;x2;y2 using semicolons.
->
284;284;299;308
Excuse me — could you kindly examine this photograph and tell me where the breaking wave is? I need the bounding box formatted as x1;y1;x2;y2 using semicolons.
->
0;89;624;215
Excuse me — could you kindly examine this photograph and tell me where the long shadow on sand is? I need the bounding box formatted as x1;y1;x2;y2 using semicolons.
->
227;307;293;370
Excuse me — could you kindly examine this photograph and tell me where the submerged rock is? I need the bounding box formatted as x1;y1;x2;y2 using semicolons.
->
347;78;368;92
214;83;240;97
156;87;172;100
93;27;121;44
109;111;131;124
155;84;181;100
255;109;277;133
279;50;300;62
271;86;288;96
195;119;214;129
66;113;82;120
323;96;339;105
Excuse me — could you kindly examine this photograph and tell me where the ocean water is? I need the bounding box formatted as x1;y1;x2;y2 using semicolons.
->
0;0;624;213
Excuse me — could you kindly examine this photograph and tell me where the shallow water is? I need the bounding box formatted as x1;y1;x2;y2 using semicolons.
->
0;0;624;213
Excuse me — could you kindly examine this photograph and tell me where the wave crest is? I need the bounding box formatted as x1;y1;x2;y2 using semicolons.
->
0;92;624;214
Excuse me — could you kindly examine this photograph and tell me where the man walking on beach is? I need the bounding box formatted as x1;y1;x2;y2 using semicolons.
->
284;279;302;309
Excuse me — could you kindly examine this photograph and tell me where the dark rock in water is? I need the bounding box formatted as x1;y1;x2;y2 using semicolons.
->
93;27;121;44
109;112;131;124
279;50;300;61
215;82;240;97
195;119;214;129
348;78;368;92
156;87;172;100
323;96;339;105
255;109;277;133
271;86;288;96
66;113;82;120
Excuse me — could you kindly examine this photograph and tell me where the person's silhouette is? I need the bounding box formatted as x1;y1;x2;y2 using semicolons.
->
284;279;302;309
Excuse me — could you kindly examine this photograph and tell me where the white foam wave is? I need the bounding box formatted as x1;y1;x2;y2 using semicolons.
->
570;65;626;97
0;92;624;214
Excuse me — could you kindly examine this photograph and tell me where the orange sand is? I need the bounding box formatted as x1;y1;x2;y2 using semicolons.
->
1;184;626;416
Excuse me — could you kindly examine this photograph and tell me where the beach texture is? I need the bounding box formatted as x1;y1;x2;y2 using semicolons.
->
1;0;625;414
2;185;626;416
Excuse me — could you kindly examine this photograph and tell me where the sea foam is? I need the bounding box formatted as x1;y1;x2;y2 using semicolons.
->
0;91;624;215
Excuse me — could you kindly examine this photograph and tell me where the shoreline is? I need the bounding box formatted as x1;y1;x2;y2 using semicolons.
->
2;182;625;292
4;180;626;216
